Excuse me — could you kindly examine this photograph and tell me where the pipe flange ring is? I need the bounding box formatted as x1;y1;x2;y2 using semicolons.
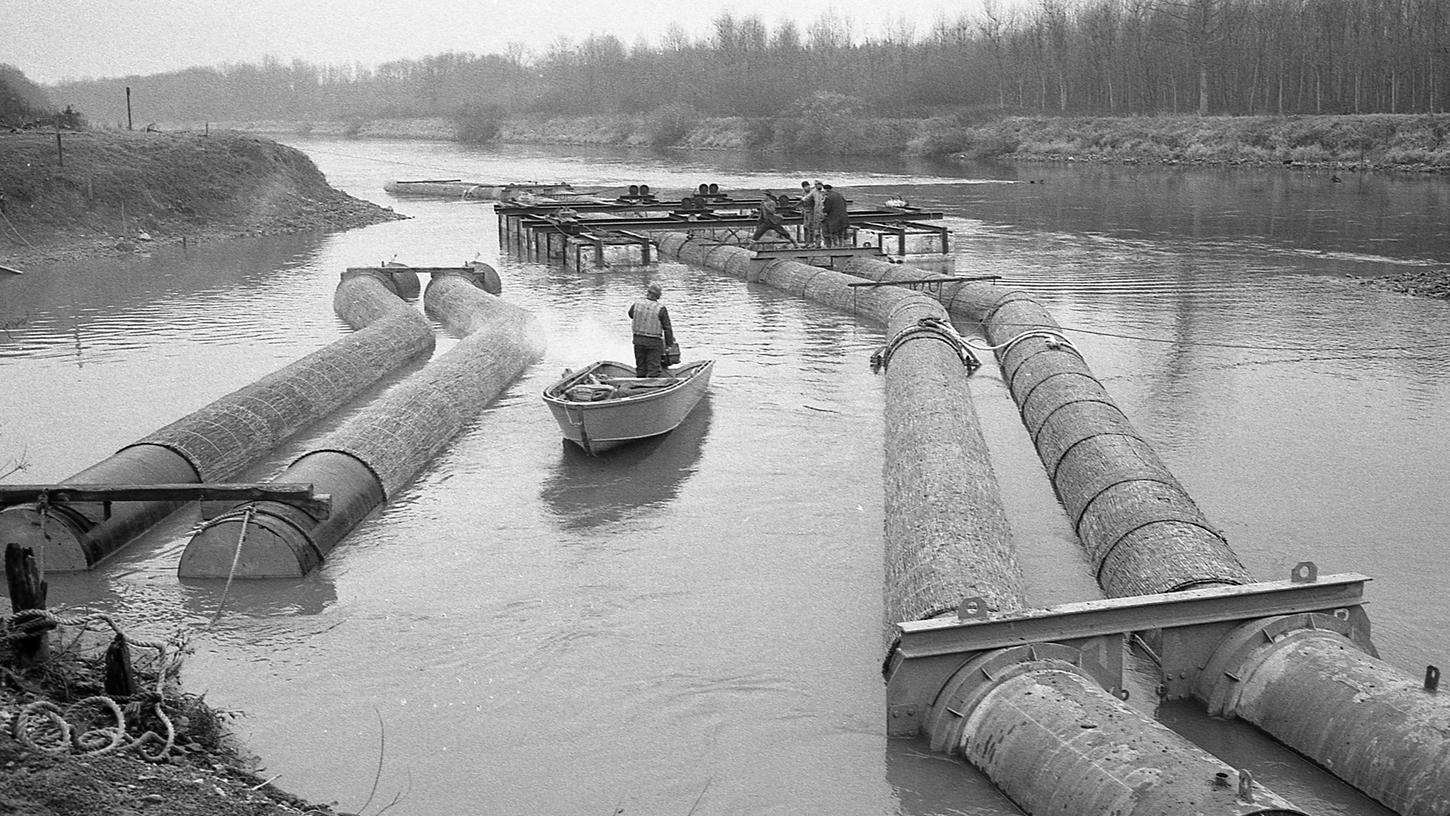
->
925;642;1089;754
1196;611;1375;717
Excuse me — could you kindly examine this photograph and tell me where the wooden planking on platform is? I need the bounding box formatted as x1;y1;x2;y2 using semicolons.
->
0;483;331;518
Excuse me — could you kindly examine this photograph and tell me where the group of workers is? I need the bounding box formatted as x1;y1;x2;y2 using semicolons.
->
635;180;853;376
751;180;850;249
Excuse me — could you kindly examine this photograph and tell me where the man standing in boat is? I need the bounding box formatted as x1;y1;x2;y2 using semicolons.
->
628;282;676;378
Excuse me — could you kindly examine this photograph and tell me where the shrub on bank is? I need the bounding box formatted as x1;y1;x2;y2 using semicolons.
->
642;102;696;148
453;102;505;144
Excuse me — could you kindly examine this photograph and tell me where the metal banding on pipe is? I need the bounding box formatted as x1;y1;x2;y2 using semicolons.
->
0;273;433;571
180;267;544;578
929;646;1307;816
1199;615;1450;816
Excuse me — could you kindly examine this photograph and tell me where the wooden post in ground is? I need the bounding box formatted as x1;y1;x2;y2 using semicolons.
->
55;119;63;167
104;634;137;696
126;86;133;130
4;543;50;666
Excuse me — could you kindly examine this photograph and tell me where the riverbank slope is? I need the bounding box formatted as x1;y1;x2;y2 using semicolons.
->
0;129;404;269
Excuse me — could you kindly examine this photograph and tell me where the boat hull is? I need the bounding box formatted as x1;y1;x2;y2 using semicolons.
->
543;360;714;455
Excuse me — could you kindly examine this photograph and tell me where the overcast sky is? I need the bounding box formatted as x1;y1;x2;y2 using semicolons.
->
6;0;1009;85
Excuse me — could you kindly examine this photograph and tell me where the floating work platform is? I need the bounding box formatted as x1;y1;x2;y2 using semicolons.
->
494;185;949;269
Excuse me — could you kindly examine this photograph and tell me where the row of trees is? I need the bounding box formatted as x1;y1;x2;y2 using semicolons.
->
1;64;52;126
49;0;1450;130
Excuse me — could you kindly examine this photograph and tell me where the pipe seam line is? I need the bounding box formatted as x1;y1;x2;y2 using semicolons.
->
1093;519;1237;584
1071;473;1211;535
1045;430;1146;485
979;292;1039;327
1025;397;1133;452
1012;367;1109;413
1000;342;1089;393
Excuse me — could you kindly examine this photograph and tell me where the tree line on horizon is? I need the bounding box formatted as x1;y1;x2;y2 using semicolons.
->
40;0;1450;134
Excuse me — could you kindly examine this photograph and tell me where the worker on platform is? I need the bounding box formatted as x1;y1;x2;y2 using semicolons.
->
799;180;824;248
821;184;849;248
751;192;798;249
628;282;676;378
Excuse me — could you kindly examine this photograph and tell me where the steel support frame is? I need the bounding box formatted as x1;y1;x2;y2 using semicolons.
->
884;563;1370;736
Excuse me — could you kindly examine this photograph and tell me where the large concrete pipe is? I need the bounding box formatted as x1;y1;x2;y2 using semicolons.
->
1198;615;1450;816
929;645;1304;816
0;270;435;571
179;266;543;578
653;234;1308;816
837;258;1450;816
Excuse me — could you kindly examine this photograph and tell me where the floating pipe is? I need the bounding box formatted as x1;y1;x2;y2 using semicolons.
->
837;258;1450;815
0;270;434;571
1198;615;1450;816
840;259;1250;597
179;266;543;578
929;645;1305;816
656;234;1024;626
653;234;1308;815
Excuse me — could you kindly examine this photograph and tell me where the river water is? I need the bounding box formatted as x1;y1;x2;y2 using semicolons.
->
3;138;1448;816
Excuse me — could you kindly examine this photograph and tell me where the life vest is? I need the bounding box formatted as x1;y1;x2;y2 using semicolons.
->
632;299;664;337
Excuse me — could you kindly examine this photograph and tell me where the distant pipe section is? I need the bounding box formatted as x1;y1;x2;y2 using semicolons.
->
835;257;1450;816
0;269;434;571
179;265;543;578
653;234;1308;816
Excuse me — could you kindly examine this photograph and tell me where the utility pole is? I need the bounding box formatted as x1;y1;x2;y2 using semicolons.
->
126;86;133;130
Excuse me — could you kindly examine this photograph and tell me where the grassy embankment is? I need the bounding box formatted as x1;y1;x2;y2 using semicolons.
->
0;129;404;267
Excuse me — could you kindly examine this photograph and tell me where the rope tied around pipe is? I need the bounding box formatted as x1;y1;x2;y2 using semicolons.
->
871;317;981;374
2;611;178;762
988;329;1082;359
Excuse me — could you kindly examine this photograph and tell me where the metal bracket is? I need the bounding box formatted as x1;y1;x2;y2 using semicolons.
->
871;317;981;374
884;568;1371;736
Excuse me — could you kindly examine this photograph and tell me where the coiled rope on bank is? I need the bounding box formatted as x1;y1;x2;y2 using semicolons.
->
2;610;178;762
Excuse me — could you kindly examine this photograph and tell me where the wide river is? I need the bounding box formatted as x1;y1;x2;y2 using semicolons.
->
3;138;1448;815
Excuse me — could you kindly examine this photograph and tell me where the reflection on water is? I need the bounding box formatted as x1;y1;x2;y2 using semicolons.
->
540;397;712;530
2;138;1448;816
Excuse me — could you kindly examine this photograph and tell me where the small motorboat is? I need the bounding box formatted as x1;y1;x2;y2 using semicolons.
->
543;359;715;455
